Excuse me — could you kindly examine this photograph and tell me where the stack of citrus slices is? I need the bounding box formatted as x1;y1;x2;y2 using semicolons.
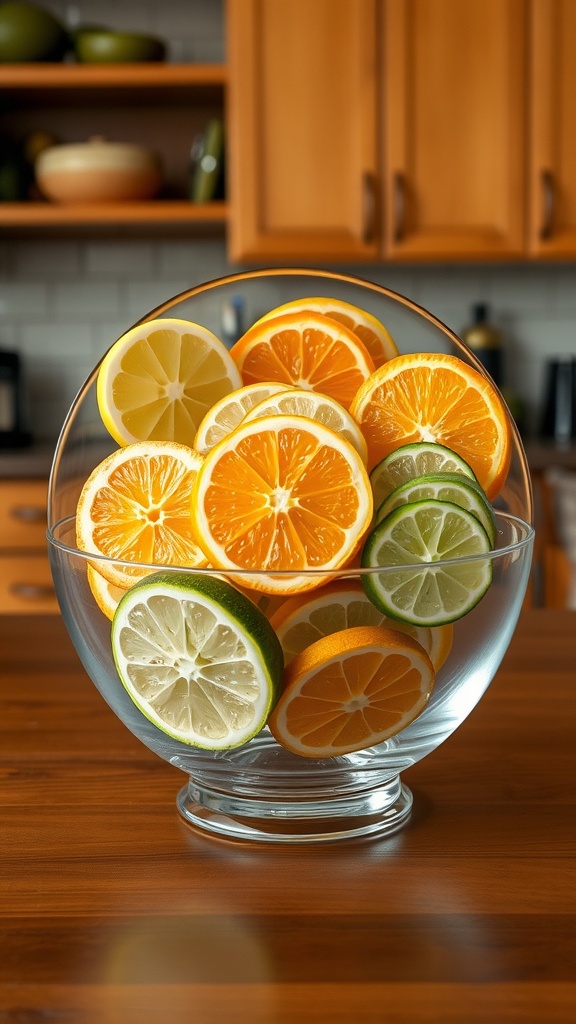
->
74;296;512;758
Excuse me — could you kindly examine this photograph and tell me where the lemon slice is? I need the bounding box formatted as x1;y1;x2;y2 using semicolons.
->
376;472;497;545
269;578;453;671
193;381;293;454
111;571;283;749
369;441;478;510
242;386;368;463
362;499;493;626
97;317;242;446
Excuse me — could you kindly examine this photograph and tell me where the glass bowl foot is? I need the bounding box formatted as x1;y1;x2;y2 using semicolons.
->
177;774;413;844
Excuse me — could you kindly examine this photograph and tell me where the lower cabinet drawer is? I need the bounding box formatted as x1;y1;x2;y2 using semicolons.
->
0;480;48;547
0;555;59;614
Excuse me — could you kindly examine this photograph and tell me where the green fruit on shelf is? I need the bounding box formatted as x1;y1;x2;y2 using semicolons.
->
0;3;69;62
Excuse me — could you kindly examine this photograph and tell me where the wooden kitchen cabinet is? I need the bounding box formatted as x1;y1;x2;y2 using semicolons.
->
0;479;58;614
227;0;527;263
528;0;576;256
382;0;527;260
226;0;380;262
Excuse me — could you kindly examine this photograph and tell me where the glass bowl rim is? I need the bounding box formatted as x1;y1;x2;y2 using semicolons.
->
47;510;534;577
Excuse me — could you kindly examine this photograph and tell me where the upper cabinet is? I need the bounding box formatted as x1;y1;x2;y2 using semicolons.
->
3;1;576;261
529;0;576;256
227;0;529;262
226;0;380;262
382;0;527;260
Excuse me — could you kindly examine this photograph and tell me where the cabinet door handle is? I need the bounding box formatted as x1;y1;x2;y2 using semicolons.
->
393;171;406;242
10;504;47;524
362;171;376;245
540;169;555;240
10;582;55;602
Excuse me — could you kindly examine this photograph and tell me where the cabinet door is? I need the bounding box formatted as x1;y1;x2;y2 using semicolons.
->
529;0;576;256
382;0;527;259
226;0;379;262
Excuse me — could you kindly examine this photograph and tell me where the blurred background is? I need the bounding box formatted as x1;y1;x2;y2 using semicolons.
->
1;0;575;610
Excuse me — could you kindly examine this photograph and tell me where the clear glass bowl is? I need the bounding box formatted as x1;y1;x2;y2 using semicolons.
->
47;269;534;844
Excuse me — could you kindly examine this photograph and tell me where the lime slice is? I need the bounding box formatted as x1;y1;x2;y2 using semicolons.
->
376;472;497;545
369;441;477;510
361;499;493;626
111;571;283;749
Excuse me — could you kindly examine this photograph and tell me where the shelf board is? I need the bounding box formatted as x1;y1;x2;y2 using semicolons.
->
0;63;227;89
0;200;228;229
0;63;227;107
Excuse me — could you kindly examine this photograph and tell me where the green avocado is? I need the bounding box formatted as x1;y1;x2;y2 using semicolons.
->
0;2;69;62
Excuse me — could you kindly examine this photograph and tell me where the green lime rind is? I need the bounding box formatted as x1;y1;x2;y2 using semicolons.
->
375;471;497;545
361;498;493;626
369;441;477;510
111;571;284;750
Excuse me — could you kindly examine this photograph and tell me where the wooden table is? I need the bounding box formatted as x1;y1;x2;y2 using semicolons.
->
2;610;575;1023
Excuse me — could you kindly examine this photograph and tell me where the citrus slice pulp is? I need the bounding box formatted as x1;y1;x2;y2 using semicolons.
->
87;564;127;620
350;352;512;498
230;311;375;409
269;579;453;670
76;440;208;588
111;571;283;749
193;381;293;455
191;414;373;594
254;296;398;367
369;440;477;510
376;472;497;545
97;317;242;446
268;625;435;758
241;387;368;463
361;499;493;626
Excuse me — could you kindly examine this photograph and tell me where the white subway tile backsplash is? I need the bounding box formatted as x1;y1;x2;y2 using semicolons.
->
124;279;192;320
485;264;555;313
91;320;139;358
0;282;49;319
84;241;156;279
12;242;82;280
18;323;93;359
51;281;121;318
157;239;229;284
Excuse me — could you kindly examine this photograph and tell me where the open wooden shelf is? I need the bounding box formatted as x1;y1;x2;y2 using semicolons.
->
0;63;228;233
0;200;227;227
0;62;227;93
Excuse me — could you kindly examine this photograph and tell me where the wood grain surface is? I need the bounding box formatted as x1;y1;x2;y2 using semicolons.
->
1;611;575;1023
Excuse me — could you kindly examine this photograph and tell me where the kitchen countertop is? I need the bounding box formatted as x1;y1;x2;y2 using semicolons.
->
1;609;575;1023
0;440;55;478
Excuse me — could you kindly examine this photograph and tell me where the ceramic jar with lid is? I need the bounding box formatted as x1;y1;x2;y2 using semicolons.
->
35;137;163;203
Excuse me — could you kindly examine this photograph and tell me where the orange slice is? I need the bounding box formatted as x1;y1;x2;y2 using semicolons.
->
269;579;453;670
76;440;208;588
191;414;373;595
268;625;435;758
350;352;512;498
242;387;368;464
193;381;294;455
230;311;375;409
255;296;398;367
86;565;127;620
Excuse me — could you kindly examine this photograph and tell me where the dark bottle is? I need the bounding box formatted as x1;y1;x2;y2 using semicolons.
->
462;303;503;387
